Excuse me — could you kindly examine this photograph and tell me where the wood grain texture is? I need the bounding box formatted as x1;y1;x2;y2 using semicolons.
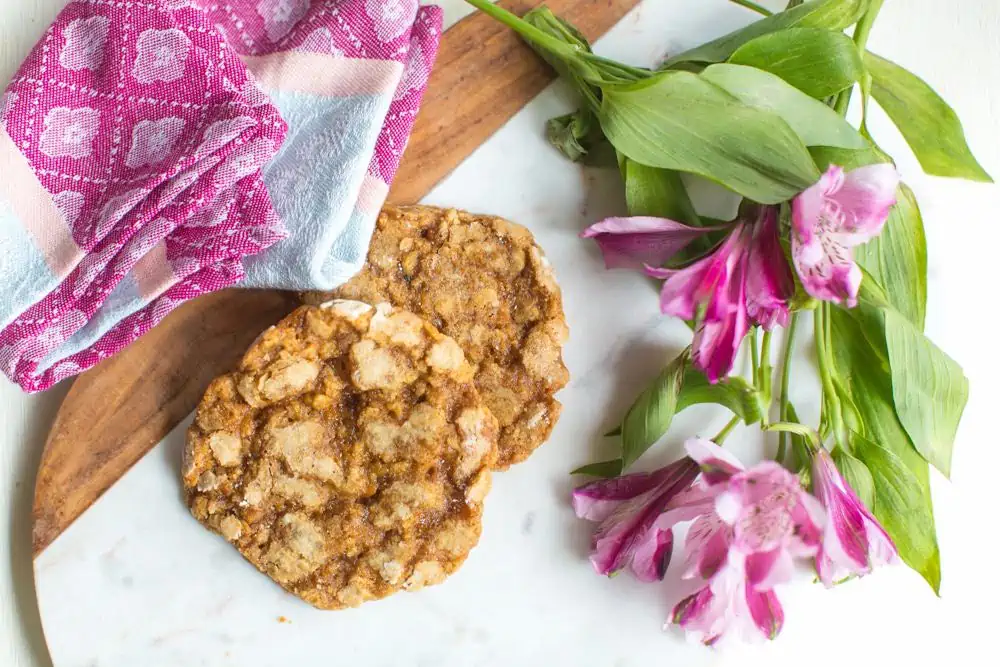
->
32;0;640;557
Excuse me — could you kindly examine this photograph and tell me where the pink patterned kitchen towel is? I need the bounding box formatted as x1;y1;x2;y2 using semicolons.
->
0;0;441;392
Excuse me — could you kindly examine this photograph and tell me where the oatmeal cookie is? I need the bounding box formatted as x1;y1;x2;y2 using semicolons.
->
183;300;499;610
302;205;569;468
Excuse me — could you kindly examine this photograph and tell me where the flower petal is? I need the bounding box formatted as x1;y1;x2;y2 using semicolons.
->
647;223;745;321
790;163;897;308
746;587;784;640
671;585;715;628
829;164;900;243
864;518;898;568
685;438;744;469
691;304;749;383
588;459;700;577
684;437;745;484
745;207;792;330
648;254;724;320
791;231;863;307
684;513;731;580
812;449;896;585
580;216;716;270
690;247;750;382
572;465;680;522
792;166;841;249
788;490;826;557
630;526;674;582
745;548;795;591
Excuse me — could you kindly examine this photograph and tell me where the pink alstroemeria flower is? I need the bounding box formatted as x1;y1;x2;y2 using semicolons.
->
644;208;792;383
791;164;900;307
670;439;825;645
812;448;897;586
572;457;711;581
582;207;792;383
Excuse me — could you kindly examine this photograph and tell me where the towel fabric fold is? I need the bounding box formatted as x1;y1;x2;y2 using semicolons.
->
0;0;441;392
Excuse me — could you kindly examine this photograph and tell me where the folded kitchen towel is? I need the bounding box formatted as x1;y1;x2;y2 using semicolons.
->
0;0;441;392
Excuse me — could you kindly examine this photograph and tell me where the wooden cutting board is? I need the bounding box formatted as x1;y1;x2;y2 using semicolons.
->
31;0;640;557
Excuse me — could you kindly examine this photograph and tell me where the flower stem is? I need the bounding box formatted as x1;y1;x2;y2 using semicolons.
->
464;0;583;66
765;422;820;450
852;0;885;53
834;0;885;115
759;329;773;396
728;0;773;16
713;416;741;444
775;313;799;463
815;304;847;450
750;327;761;383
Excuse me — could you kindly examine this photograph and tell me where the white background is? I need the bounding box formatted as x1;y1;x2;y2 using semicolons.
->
2;0;1000;665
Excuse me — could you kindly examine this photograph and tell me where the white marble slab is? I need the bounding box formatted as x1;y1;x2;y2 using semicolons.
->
32;1;1000;666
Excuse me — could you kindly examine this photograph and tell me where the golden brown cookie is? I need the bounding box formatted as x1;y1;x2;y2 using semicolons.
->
182;300;499;610
302;205;569;468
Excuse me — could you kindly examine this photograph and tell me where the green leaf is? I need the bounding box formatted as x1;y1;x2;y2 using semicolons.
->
600;72;819;204
607;363;761;465
621;351;688;468
852;432;940;593
571;459;623;477
832;446;875;510
883;308;968;478
852;276;967;478
546;109;601;162
676;368;764;425
662;0;869;68
729;27;864;99
830;302;941;592
865;52;992;182
701;64;866;149
855;183;927;329
809;144;892;171
622;159;701;225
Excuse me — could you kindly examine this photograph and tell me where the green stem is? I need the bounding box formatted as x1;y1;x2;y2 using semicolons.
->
765;422;820;449
852;0;885;53
815;304;847;450
713;416;741;444
759;329;773;399
750;327;761;383
728;0;773;16
834;0;885;115
775;313;799;463
580;53;649;81
464;0;583;66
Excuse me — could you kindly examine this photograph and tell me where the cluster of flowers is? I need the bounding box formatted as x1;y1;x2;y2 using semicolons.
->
583;163;900;382
576;164;901;644
574;439;896;645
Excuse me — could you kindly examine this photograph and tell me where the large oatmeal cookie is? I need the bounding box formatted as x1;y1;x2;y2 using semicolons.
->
182;300;499;610
302;205;569;468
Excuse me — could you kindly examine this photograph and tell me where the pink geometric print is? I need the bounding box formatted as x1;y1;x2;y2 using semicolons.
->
204;0;442;185
0;0;440;392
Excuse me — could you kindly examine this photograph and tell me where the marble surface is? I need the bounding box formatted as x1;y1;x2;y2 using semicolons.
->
6;1;1000;666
